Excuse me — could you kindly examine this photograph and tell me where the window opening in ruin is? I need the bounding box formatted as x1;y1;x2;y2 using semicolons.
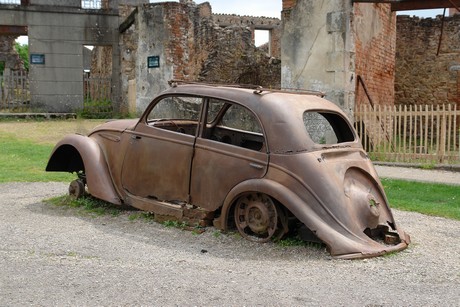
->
254;29;271;56
254;30;269;46
81;0;101;9
0;0;21;4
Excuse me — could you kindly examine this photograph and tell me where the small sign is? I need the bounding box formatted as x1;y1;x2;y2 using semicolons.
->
147;56;160;68
30;54;45;65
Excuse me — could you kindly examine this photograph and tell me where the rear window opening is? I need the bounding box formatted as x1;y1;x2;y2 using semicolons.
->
303;111;355;144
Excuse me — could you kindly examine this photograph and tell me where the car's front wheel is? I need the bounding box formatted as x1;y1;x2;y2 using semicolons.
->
69;179;85;199
234;193;288;242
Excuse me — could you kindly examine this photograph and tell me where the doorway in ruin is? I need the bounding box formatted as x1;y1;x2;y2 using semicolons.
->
82;44;113;117
0;25;29;111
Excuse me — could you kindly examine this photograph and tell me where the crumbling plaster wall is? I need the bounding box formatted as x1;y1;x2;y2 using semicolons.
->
281;0;396;118
281;0;355;118
396;15;460;107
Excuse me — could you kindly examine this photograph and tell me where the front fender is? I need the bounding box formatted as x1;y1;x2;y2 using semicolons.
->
46;134;121;205
214;178;409;259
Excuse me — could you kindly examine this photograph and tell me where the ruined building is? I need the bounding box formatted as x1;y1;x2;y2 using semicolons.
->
0;0;281;113
2;0;459;116
119;1;281;112
282;0;396;118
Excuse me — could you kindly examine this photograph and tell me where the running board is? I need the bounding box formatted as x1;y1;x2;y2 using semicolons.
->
125;193;183;219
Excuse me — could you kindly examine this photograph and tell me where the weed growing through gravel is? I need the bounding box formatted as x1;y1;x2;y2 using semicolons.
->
162;220;188;229
128;212;154;221
45;195;122;217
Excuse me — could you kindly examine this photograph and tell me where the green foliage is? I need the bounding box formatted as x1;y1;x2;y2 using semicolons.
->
128;212;154;221
79;99;113;119
46;195;121;216
0;134;73;183
15;42;29;71
382;178;460;220
162;220;188;229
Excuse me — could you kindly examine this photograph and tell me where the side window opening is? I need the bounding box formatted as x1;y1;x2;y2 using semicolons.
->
147;96;202;136
303;111;355;145
205;100;265;152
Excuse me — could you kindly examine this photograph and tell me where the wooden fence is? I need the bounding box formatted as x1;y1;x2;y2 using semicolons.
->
355;104;459;164
0;70;30;112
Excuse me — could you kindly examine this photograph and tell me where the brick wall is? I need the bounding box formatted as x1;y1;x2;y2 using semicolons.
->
395;15;460;107
143;1;280;85
354;3;396;108
282;0;296;10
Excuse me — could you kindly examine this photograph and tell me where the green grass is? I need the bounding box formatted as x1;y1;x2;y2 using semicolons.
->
0;134;74;183
382;178;460;221
45;195;122;216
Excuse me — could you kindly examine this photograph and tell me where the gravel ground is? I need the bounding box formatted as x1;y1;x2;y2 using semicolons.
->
0;182;459;306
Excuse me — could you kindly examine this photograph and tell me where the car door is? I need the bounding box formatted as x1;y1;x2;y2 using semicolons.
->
190;98;269;211
121;95;202;203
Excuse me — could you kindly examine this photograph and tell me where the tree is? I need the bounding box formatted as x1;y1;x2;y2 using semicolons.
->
15;42;29;71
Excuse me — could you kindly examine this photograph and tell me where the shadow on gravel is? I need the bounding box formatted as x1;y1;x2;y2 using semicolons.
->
29;198;330;262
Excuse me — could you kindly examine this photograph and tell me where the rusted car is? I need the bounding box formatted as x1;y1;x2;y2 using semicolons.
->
47;81;410;259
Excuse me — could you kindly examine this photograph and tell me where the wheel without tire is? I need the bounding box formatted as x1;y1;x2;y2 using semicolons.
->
69;179;85;199
234;193;287;242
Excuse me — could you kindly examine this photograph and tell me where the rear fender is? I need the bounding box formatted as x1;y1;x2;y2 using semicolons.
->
214;179;409;259
46;134;121;205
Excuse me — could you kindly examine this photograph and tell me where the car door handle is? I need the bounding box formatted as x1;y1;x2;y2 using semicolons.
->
131;135;141;140
249;163;264;170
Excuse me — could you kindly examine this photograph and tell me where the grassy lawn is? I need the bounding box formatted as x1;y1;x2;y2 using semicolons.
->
382;178;459;221
0;119;458;221
0;119;105;182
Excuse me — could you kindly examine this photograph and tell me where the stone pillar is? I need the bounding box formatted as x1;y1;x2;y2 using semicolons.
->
281;0;355;118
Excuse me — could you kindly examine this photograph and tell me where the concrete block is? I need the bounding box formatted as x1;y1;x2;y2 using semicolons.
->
327;11;347;33
30;80;83;95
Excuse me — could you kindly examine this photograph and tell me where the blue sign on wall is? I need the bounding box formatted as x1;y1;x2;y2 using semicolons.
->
30;54;45;65
147;56;160;68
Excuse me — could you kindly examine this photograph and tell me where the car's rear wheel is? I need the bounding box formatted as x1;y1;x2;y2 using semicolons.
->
69;179;85;199
234;193;287;242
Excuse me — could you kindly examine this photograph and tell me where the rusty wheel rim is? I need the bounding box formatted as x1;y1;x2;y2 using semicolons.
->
235;193;279;243
69;179;85;199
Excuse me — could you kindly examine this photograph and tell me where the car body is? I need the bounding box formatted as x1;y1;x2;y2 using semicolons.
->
47;81;410;259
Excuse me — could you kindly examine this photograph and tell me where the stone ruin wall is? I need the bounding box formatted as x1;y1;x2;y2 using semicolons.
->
354;3;396;109
159;1;281;86
212;13;281;59
119;1;281;112
396;15;460;108
0;35;24;71
119;4;139;112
